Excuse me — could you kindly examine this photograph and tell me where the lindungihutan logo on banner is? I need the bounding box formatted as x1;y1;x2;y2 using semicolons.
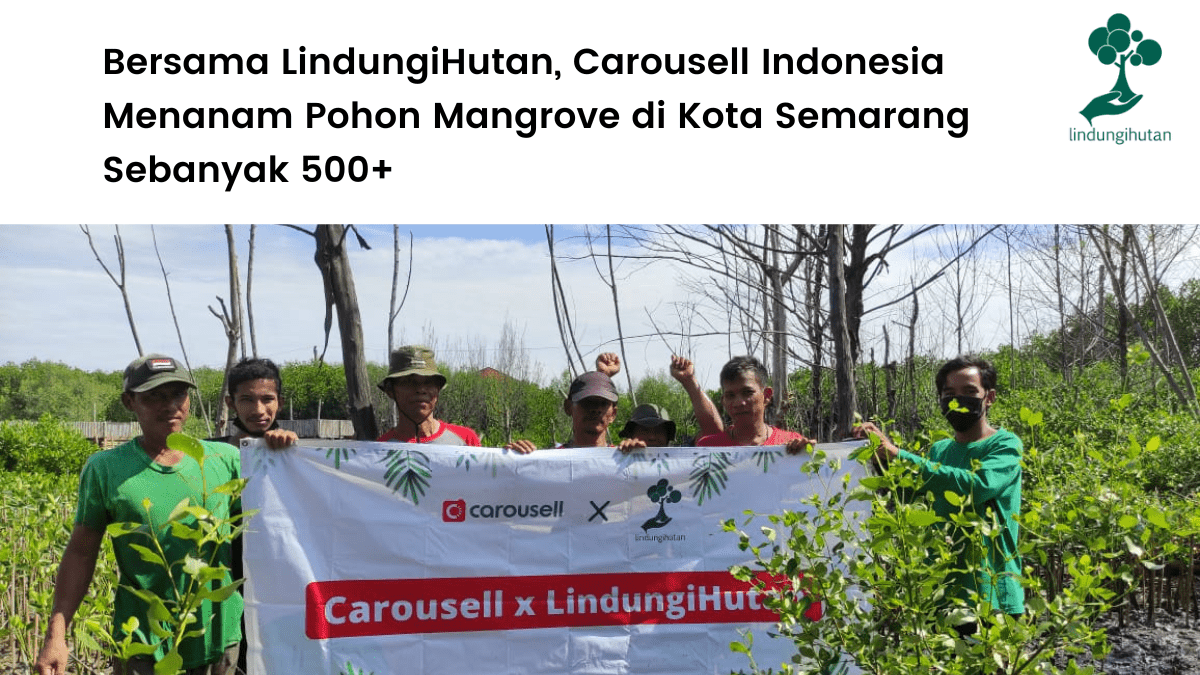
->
1070;12;1171;145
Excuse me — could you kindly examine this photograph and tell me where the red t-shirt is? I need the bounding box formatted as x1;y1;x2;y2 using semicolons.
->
377;420;481;446
696;426;804;447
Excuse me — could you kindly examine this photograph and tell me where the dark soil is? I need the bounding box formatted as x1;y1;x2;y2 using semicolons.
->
1059;574;1200;675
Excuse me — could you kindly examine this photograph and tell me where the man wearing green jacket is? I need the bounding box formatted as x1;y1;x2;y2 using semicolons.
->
856;356;1024;622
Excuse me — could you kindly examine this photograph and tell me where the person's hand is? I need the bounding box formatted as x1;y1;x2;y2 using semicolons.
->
618;438;647;454
853;421;899;466
669;355;696;383
1079;90;1143;125
35;635;68;675
504;439;538;455
785;436;814;455
263;429;299;450
595;353;621;378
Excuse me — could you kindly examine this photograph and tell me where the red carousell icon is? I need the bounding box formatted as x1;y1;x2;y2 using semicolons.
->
442;499;466;522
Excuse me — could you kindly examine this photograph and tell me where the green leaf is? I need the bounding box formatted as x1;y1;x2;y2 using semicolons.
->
167;497;192;523
1124;535;1145;558
167;432;206;464
943;491;963;507
1145;436;1161;453
182;555;208;577
1117;515;1138;529
907;511;940;527
213;478;248;496
107;521;144;537
200;579;245;603
155;650;183;675
1144;506;1168;529
128;543;166;567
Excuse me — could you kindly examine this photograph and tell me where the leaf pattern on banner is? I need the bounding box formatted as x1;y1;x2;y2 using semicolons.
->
247;444;278;477
614;449;673;477
455;451;502;478
380;448;432;504
689;451;732;505
340;661;374;675
752;449;782;473
325;446;356;469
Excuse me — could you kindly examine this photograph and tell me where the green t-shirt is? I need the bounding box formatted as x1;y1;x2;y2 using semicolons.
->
76;438;243;668
897;428;1024;614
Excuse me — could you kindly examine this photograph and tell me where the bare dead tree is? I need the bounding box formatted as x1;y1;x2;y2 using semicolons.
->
388;226;415;356
546;226;588;377
581;226;638;402
1127;229;1199;407
1087;226;1200;418
217;226;249;361
828;225;857;438
1002;226;1017;389
321;224;378;439
208;296;239;433
207;227;246;434
151;226;211;436
247;224;258;358
80;225;143;355
929;225;991;355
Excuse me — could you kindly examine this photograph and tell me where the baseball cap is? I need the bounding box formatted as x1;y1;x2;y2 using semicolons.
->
568;371;618;403
123;354;196;393
619;404;676;441
378;345;447;391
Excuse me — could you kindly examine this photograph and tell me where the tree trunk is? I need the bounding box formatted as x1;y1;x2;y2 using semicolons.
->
606;226;637;405
315;225;378;440
247;224;258;359
81;225;143;355
828;225;857;439
224;225;248;361
152;226;211;436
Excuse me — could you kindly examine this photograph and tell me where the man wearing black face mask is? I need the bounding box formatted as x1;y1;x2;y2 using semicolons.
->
855;356;1024;623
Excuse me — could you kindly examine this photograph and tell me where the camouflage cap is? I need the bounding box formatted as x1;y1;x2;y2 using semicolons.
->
378;345;447;391
123;353;196;393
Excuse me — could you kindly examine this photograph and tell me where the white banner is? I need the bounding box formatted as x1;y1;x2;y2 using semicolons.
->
241;441;868;675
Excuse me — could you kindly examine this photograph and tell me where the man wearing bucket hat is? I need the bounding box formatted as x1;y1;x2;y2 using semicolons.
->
37;354;244;675
377;345;481;446
617;403;676;452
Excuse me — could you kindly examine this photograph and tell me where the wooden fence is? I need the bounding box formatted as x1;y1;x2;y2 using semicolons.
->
54;419;357;447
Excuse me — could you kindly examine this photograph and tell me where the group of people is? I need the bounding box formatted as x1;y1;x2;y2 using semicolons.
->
36;346;1022;674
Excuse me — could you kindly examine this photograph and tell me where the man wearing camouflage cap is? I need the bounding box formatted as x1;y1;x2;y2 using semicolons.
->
37;354;243;675
377;345;481;446
617;403;677;452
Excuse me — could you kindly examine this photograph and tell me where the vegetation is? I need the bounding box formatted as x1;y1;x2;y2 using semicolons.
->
5;224;1200;672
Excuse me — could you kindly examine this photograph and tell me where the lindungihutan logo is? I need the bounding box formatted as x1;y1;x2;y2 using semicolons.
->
640;479;682;532
1080;13;1163;126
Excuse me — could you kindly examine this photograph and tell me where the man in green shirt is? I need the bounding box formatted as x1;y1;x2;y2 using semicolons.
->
36;354;243;675
856;356;1024;621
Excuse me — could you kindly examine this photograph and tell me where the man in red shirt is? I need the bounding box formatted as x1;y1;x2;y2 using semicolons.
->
696;355;813;454
377;345;481;446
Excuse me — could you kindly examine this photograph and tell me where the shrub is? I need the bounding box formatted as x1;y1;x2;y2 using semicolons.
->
0;414;98;474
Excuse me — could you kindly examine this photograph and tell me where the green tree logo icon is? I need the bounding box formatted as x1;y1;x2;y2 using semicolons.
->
1080;13;1163;125
641;478;682;532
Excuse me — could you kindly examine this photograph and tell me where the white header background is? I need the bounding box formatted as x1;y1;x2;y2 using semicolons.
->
3;0;1196;223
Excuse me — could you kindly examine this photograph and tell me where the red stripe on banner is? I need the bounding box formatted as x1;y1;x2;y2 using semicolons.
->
305;571;821;638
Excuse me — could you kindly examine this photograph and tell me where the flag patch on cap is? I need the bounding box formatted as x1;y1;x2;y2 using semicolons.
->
149;358;176;371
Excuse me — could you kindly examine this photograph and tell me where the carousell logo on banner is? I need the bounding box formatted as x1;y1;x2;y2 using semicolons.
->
442;499;466;522
442;499;565;522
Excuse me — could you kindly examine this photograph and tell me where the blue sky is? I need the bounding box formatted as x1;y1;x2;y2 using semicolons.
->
6;225;1191;389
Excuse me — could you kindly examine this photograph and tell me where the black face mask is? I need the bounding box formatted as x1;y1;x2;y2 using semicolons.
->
232;417;280;438
940;395;985;433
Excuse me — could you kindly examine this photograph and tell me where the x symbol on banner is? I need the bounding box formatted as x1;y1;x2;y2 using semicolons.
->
589;500;610;522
